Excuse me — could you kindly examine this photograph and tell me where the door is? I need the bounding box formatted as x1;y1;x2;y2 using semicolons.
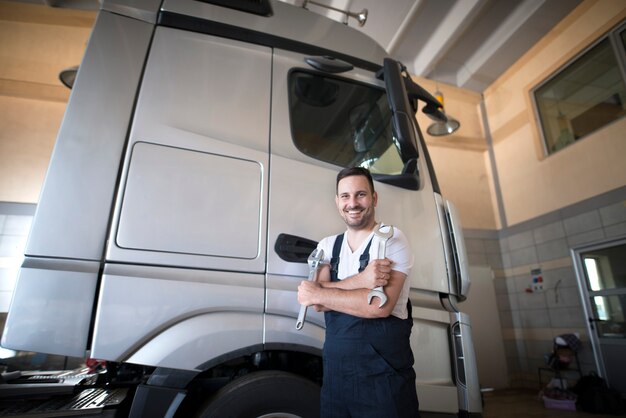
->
107;26;271;273
265;49;451;328
573;237;626;392
91;26;271;366
265;50;462;413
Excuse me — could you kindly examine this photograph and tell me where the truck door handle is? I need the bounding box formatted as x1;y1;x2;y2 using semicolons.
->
275;233;318;263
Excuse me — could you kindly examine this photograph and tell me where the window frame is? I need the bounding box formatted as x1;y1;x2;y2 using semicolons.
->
286;68;406;175
531;20;626;157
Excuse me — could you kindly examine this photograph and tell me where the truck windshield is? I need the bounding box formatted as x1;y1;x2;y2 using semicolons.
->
288;70;404;175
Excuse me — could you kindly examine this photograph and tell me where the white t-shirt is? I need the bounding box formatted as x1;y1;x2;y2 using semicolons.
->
316;224;413;319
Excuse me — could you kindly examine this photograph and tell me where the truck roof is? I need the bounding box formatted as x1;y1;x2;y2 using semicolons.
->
105;0;389;72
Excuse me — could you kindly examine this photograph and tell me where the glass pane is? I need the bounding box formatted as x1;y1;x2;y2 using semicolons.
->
535;38;626;154
582;243;626;291
591;295;626;338
288;71;404;175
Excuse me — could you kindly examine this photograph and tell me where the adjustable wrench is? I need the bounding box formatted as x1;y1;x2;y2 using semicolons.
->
367;224;394;307
296;248;325;330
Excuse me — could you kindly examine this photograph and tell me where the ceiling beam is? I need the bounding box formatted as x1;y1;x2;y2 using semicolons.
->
386;0;425;55
0;78;69;102
410;0;487;77
455;0;547;89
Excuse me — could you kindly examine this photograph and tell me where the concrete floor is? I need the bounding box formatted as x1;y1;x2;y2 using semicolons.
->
482;388;622;418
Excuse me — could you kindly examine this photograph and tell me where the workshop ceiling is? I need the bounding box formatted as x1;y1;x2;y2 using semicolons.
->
10;0;582;93
286;0;583;92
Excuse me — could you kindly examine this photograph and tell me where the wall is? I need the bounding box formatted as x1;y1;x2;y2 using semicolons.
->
413;76;498;231
0;0;95;341
484;0;626;227
465;189;626;388
0;97;66;202
0;1;94;203
0;203;34;313
461;266;509;390
428;146;498;230
416;0;626;390
477;0;626;389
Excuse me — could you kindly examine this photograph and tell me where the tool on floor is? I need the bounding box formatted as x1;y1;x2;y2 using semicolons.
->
296;248;325;330
367;224;394;307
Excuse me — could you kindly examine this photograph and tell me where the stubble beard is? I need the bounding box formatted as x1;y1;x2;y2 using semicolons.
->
342;206;375;231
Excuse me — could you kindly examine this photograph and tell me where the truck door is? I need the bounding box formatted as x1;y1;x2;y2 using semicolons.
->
265;50;464;413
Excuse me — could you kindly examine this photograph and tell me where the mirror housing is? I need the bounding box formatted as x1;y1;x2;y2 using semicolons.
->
382;58;419;163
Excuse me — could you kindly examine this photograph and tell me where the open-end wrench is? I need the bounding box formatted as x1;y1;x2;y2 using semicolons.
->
296;248;325;330
367;224;394;307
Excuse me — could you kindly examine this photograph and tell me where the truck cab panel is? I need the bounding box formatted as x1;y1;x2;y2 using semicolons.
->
2;1;481;417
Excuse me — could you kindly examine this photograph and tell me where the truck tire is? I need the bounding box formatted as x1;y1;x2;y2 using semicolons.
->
196;370;320;418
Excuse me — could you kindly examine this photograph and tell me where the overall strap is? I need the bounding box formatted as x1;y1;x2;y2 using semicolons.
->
330;233;374;281
358;238;373;273
330;233;344;282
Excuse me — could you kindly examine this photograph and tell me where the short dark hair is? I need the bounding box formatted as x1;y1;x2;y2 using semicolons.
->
336;167;375;194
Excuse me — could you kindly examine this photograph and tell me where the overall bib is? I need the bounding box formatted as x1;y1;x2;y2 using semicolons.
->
321;234;420;418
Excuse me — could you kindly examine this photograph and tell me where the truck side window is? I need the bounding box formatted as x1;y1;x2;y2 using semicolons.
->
288;70;404;175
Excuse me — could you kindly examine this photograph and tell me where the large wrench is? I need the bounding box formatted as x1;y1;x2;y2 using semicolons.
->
367;224;394;307
296;248;325;330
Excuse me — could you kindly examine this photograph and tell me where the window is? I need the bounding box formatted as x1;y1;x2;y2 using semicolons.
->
581;243;626;339
288;70;405;175
533;23;626;155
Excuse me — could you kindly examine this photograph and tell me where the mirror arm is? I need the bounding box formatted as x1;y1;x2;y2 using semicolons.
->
400;68;448;122
378;61;447;122
382;58;419;162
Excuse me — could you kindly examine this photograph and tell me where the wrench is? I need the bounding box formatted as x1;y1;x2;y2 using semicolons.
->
367;224;394;307
296;248;325;330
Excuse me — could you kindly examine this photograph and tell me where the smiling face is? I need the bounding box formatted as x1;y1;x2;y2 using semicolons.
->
335;174;378;231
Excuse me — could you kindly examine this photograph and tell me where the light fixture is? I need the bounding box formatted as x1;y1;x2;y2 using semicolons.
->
302;0;368;26
59;65;79;89
426;90;460;136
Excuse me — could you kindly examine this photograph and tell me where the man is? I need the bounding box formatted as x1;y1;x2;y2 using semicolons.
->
298;167;420;418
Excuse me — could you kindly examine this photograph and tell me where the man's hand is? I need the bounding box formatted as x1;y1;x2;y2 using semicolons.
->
298;266;407;318
361;258;393;288
335;258;392;290
298;280;329;312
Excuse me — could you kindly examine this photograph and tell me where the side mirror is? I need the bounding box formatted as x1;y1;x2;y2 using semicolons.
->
382;58;419;163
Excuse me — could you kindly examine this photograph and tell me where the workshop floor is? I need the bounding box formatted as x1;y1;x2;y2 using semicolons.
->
482;388;620;418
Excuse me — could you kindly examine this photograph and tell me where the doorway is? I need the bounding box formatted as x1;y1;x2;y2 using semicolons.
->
572;236;626;392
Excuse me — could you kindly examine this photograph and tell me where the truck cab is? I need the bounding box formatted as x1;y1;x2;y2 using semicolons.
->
2;1;482;417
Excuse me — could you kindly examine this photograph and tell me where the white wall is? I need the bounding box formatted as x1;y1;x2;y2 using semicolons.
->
461;266;509;389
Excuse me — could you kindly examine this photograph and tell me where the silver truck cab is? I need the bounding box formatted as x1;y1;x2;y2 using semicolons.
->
2;1;482;416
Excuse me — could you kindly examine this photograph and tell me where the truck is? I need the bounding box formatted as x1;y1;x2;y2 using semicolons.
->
1;1;482;417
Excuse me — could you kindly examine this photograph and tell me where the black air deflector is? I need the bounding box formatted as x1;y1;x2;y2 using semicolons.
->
157;12;382;73
196;0;273;17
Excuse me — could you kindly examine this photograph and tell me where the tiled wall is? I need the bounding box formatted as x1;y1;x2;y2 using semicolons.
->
0;203;34;314
0;202;34;360
464;186;626;389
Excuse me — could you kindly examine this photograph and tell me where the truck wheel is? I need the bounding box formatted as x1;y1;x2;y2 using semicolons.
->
196;370;320;418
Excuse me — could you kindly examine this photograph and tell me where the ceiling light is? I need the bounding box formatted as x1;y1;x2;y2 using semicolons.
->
59;66;79;89
427;90;460;136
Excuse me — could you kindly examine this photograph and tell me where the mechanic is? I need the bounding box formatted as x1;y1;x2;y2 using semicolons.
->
297;166;420;418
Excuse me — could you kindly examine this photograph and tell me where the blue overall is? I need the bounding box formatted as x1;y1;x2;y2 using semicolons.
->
321;234;420;418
